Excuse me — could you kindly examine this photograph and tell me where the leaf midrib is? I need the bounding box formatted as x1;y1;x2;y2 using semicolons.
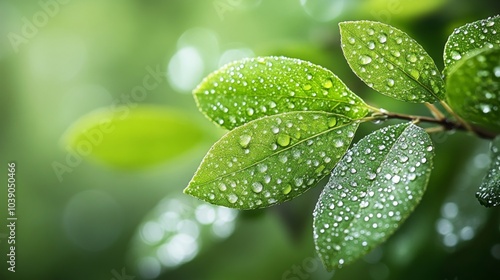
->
192;115;358;187
342;27;442;101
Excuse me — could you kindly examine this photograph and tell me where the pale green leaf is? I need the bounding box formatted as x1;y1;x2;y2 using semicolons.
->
313;123;434;270
184;111;359;210
62;106;206;169
443;15;500;75
476;137;500;207
445;47;500;131
193;56;371;130
340;21;444;102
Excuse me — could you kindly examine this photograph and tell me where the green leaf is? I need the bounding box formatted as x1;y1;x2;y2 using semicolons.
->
62;106;206;169
445;47;500;131
193;56;371;130
340;21;444;103
476;137;500;207
443;15;500;75
184;111;359;210
313;123;434;270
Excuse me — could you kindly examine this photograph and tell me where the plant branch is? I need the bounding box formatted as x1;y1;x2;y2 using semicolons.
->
374;110;497;140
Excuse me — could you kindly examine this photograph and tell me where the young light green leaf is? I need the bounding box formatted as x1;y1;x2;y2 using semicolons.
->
476;137;500;207
184;111;360;210
193;56;371;130
445;47;500;131
313;123;434;270
62;106;206;169
340;21;444;103
443;15;500;75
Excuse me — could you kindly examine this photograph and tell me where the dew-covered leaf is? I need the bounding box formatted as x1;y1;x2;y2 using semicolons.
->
445;47;500;131
340;21;444;103
443;15;500;75
193;56;371;130
476;137;500;207
184;111;359;210
313;123;434;270
62;106;206;169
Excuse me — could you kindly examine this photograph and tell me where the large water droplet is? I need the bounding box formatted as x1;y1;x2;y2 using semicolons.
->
258;164;268;173
328;117;337;128
451;51;462;61
303;84;312;90
387;79;395;87
283;184;292;195
239;135;252;148
407;54;418;63
218;183;227;191
378;33;387;43
392;175;401;184
277;134;291;147
334;140;344;148
410;69;420;79
359;55;372;65
323;79;333;89
246;108;255;116
367;41;375;50
251;182;263;193
227;194;238;204
360;201;369;208
391;50;401;57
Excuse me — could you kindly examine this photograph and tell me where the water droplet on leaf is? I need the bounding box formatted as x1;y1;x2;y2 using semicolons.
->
451;51;462;60
252;182;263;193
359;55;372;65
239;135;252;148
277;134;291;147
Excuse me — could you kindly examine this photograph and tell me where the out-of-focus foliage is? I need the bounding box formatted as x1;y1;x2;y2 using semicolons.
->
1;0;500;280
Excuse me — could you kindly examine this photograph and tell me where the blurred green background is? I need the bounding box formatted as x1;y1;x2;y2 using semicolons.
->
1;0;500;279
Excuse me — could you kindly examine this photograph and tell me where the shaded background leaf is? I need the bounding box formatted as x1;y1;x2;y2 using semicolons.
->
129;194;238;279
314;123;434;270
62;106;208;169
194;56;370;130
340;21;444;103
476;137;500;207
185;111;359;209
443;15;500;75
445;47;500;131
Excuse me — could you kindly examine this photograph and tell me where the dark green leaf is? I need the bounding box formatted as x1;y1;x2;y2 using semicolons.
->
445;47;500;131
443;15;500;75
476;137;500;207
62;106;206;169
340;21;444;102
313;123;434;270
185;111;359;210
193;56;371;130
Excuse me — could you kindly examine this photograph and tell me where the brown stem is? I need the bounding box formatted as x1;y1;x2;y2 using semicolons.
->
380;111;497;140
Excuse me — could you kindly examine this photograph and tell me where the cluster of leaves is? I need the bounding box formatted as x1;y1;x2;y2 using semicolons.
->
184;16;500;270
